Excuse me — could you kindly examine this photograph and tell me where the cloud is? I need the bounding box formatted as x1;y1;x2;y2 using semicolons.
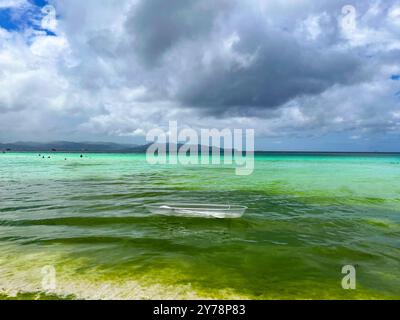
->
0;0;28;9
175;24;364;115
0;0;399;148
125;0;232;66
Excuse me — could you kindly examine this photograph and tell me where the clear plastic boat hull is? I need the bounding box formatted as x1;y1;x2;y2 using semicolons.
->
145;203;247;218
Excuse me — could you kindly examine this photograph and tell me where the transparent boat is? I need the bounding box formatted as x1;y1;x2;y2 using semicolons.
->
145;203;247;219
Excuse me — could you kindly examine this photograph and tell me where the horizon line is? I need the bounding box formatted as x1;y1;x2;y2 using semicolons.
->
1;141;399;154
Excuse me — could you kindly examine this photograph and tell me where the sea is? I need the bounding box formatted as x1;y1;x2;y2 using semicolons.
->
0;152;399;299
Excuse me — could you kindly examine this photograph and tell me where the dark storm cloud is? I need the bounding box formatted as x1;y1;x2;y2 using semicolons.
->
178;28;364;115
125;0;232;66
121;0;372;115
50;0;393;117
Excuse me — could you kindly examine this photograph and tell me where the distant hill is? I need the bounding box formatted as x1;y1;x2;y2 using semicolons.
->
0;141;140;153
0;141;232;154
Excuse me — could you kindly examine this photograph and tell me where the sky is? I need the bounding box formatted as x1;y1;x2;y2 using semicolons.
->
0;0;399;151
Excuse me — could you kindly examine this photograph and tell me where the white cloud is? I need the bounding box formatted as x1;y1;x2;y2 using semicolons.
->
0;0;27;9
300;14;327;40
388;4;400;25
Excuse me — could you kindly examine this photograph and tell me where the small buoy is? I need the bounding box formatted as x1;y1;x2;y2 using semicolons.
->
80;154;83;158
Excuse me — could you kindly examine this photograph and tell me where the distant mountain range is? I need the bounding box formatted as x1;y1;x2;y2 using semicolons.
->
0;141;227;153
0;141;146;153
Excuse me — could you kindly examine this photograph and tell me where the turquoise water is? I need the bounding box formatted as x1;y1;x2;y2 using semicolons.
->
0;152;399;299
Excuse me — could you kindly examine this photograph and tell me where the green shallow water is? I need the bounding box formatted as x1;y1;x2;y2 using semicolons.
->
0;152;399;299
